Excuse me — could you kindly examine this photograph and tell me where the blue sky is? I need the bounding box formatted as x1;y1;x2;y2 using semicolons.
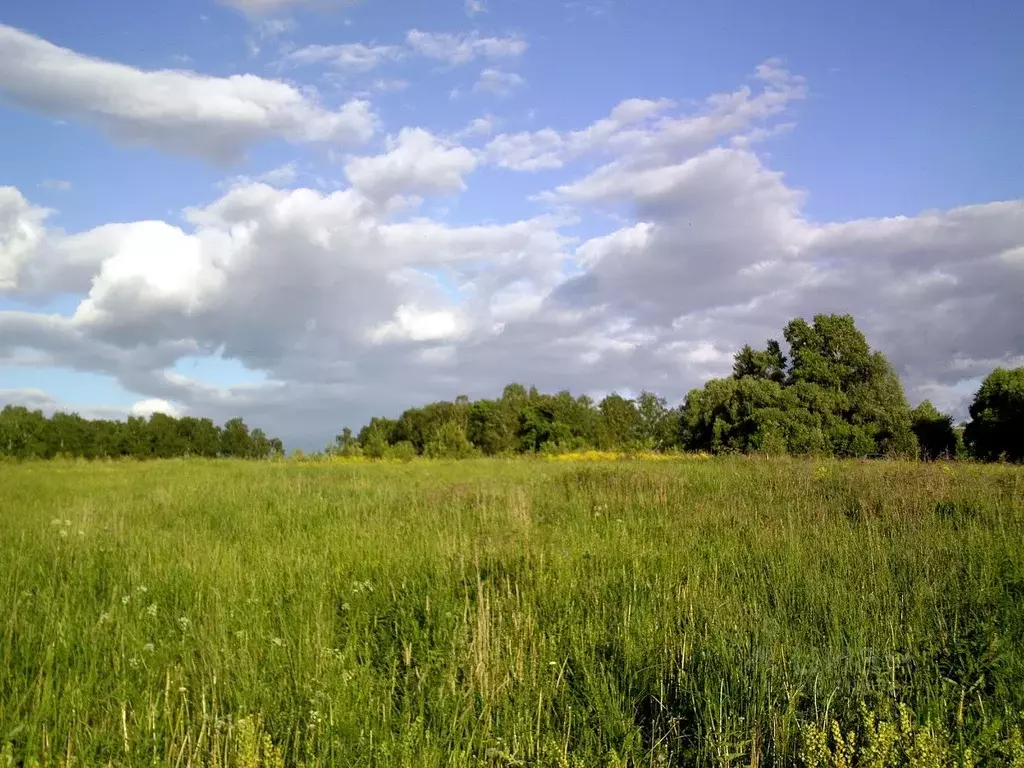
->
1;0;1022;447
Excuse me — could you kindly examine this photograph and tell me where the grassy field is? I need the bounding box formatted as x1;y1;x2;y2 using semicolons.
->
1;458;1023;767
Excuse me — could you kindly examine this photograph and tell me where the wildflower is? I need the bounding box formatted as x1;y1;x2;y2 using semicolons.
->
59;529;68;538
143;642;155;653
137;585;148;594
128;656;140;669
98;612;111;624
146;603;158;618
178;616;191;631
121;595;131;605
271;637;284;647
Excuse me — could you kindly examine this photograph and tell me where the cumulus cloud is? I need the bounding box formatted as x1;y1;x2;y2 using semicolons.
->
0;24;377;163
465;0;486;15
405;29;527;65
473;68;525;97
484;60;802;171
456;114;499;139
130;398;181;418
283;42;403;72
344;128;478;203
0;187;51;291
2;61;1022;447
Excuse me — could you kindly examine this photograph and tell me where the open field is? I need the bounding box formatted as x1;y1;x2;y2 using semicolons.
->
2;458;1023;766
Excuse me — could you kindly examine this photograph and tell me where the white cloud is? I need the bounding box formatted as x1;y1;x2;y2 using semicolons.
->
473;68;525;97
0;187;50;291
130;398;181;418
39;179;72;192
370;305;467;343
221;163;300;190
406;29;527;65
456;114;499;139
465;0;486;15
344;128;478;203
484;60;801;171
283;42;403;72
3;62;1023;448
0;24;377;163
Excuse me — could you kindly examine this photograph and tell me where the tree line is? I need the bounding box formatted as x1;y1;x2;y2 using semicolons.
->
329;314;1024;463
0;408;284;460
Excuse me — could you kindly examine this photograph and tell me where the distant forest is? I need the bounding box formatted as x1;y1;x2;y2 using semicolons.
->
330;315;1023;463
0;409;283;460
3;314;1022;462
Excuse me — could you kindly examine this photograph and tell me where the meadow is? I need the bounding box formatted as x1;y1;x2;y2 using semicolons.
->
1;458;1023;767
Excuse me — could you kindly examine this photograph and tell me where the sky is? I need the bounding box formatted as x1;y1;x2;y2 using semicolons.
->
1;0;1022;450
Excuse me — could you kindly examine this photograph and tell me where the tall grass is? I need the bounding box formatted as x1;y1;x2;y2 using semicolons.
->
1;458;1022;766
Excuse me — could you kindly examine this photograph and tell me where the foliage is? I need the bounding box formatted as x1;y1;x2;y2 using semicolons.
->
964;367;1024;462
1;458;1023;765
910;400;959;460
680;314;919;458
0;404;284;460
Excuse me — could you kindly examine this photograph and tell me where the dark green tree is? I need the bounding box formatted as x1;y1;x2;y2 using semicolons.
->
680;314;917;458
596;393;642;450
732;340;787;383
910;400;957;460
220;417;253;458
149;413;188;459
964;367;1024;462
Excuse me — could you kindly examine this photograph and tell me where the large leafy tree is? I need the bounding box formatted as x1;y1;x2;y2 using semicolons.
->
964;367;1024;462
680;314;918;457
910;400;958;460
220;417;253;458
596;394;642;450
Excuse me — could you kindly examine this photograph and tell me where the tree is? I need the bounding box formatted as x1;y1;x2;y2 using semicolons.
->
328;427;362;457
636;391;679;450
0;402;282;461
467;400;519;455
249;428;272;459
964;367;1024;462
910;400;957;460
423;420;476;459
679;314;917;458
220;418;253;458
177;417;222;458
149;413;188;458
596;394;642;450
732;340;786;383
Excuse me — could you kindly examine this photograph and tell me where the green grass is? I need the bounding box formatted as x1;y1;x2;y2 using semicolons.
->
1;458;1023;766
